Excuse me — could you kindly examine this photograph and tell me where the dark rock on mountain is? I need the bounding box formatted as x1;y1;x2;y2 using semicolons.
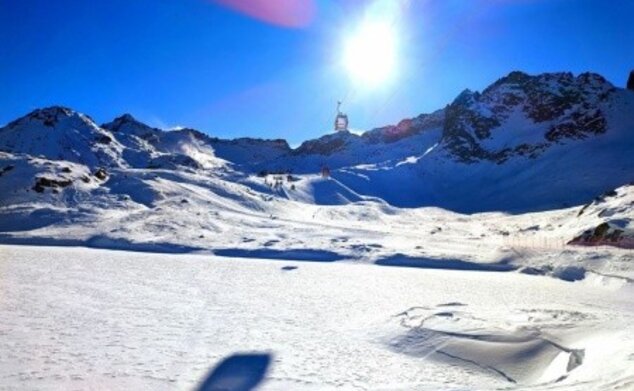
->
33;176;73;193
94;168;108;180
442;89;502;163
147;153;202;170
0;164;15;178
569;222;624;246
292;131;357;156
4;106;75;129
628;70;634;90
441;71;615;163
545;109;606;142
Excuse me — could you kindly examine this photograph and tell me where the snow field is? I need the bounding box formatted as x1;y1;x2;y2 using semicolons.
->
1;245;633;390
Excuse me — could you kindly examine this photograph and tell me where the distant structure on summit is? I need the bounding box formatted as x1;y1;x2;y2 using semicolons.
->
334;101;348;131
628;70;634;91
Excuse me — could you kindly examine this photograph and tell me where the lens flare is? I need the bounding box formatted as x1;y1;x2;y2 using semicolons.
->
212;0;315;28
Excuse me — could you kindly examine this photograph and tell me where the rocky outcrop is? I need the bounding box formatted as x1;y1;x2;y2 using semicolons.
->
292;131;357;156
33;176;73;193
570;185;634;249
442;89;502;163
0;165;14;177
569;222;633;248
362;110;444;144
93;168;108;180
628;70;634;90
147;154;202;170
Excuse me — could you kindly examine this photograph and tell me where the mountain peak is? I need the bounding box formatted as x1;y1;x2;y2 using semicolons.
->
33;105;75;117
2;106;95;130
452;89;478;106
101;113;158;134
29;106;75;123
117;113;137;122
0;106;121;168
493;70;531;87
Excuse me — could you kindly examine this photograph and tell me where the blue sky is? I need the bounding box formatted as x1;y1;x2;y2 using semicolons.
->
1;0;633;145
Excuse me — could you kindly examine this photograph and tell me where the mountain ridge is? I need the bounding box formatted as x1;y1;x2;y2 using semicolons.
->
1;70;633;213
1;70;626;164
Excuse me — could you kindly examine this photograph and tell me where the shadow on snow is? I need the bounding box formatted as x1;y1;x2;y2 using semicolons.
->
214;248;345;262
375;253;517;272
196;353;271;391
0;234;204;254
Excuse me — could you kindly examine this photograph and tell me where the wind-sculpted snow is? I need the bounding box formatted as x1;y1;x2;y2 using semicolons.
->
389;306;587;385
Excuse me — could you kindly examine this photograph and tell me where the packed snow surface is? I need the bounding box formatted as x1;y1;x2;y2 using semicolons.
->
1;245;633;391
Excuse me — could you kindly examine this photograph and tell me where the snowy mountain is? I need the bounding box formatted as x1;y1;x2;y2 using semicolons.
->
101;114;224;170
101;114;291;168
442;72;615;163
301;71;634;212
207;136;291;165
0;106;123;168
0;70;633;244
251;109;445;173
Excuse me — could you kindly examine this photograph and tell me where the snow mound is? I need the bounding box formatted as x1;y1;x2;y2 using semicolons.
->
389;306;585;385
282;175;369;205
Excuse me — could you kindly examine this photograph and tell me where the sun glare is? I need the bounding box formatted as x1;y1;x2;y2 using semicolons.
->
343;20;398;87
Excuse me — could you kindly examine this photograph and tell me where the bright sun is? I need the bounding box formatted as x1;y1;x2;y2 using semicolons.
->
343;20;398;87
